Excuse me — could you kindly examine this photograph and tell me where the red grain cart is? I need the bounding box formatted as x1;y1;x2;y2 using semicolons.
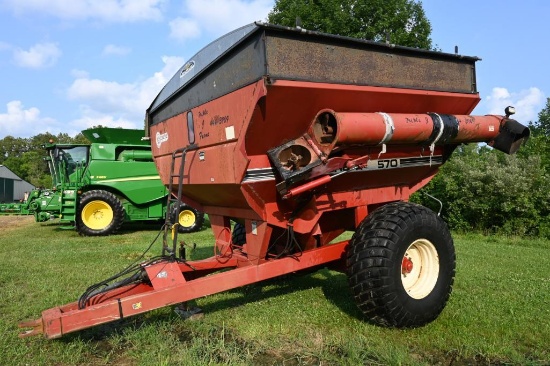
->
20;23;529;338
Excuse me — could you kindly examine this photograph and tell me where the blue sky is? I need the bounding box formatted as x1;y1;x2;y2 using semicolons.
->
0;0;548;138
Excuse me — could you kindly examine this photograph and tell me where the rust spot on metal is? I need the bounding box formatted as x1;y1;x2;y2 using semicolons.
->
266;37;475;93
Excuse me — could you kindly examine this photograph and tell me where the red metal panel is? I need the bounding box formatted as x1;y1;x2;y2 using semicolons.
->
145;262;187;289
244;80;480;156
454;115;502;142
150;81;265;186
333;112;502;146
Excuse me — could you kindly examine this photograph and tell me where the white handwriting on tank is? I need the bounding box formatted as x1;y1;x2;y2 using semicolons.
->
156;131;169;148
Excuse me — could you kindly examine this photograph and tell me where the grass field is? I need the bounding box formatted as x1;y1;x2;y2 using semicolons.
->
1;216;549;365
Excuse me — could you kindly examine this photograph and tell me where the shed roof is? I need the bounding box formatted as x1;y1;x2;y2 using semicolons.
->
0;165;24;180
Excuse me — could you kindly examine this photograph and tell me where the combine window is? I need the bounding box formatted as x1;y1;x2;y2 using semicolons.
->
54;146;89;180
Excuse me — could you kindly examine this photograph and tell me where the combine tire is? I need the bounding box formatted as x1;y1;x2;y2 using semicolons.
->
170;204;204;233
76;190;125;236
347;201;455;327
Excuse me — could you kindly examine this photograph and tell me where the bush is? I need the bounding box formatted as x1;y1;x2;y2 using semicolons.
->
414;145;550;238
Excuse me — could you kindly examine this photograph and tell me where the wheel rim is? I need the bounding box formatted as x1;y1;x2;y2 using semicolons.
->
82;200;113;230
401;239;439;299
178;209;196;228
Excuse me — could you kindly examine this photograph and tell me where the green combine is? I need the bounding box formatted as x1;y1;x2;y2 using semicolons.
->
0;127;203;236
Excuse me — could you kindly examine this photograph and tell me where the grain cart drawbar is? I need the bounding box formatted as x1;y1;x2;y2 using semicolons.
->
20;23;529;338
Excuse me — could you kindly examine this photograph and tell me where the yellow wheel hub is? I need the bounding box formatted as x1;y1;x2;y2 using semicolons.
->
178;209;196;228
81;200;113;230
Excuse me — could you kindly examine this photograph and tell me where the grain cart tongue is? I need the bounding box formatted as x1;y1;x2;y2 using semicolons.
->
20;23;529;338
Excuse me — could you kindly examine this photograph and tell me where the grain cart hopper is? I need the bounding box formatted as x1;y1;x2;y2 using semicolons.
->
19;23;529;338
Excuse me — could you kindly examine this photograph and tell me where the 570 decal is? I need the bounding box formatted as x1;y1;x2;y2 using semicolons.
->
366;158;401;170
376;159;399;169
364;156;443;171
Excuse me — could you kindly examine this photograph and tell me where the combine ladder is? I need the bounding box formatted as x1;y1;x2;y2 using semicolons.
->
59;188;77;223
59;161;85;227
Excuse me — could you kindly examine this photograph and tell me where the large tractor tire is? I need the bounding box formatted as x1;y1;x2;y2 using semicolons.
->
347;201;455;328
170;204;204;233
76;190;125;236
231;223;246;245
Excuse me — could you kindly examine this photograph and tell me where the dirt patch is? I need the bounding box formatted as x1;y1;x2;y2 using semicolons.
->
0;215;34;230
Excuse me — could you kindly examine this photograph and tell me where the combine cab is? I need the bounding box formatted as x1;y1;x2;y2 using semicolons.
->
20;23;529;338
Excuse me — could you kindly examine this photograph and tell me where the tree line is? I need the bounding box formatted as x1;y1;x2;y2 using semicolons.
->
0;132;88;188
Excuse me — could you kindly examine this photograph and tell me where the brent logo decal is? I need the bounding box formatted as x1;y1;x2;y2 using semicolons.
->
180;60;195;78
156;131;169;148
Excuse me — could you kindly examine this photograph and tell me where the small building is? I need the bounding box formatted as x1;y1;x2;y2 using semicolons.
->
0;165;35;202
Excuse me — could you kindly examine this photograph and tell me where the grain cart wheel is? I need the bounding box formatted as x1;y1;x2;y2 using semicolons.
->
76;190;124;236
347;201;455;327
170;204;204;233
231;223;246;245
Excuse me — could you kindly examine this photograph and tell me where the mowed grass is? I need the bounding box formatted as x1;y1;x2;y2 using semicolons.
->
0;216;548;365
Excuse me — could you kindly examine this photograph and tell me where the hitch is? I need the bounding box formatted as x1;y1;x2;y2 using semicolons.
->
19;318;44;338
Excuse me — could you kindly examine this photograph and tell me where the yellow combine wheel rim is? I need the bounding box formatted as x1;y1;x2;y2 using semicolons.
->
81;200;113;230
178;209;196;228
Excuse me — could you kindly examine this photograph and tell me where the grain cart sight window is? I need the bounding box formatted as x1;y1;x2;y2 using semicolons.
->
187;111;195;144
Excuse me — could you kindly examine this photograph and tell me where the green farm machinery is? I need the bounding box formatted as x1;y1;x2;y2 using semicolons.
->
0;188;58;220
2;127;204;236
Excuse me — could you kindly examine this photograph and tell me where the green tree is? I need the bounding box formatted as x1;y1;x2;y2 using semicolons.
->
414;145;550;237
19;151;50;187
0;130;91;186
519;98;550;169
534;97;550;136
268;0;434;49
72;132;90;144
0;136;28;164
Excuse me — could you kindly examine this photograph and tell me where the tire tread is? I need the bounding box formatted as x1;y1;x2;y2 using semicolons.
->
76;190;124;236
347;201;455;327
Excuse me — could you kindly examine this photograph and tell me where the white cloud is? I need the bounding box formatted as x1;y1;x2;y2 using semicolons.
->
13;42;62;68
3;0;166;23
70;69;90;78
0;100;138;138
169;0;272;42
169;17;201;41
485;87;546;124
0;101;58;137
1;56;185;138
70;106;138;131
102;44;131;56
186;0;271;32
67;55;184;123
